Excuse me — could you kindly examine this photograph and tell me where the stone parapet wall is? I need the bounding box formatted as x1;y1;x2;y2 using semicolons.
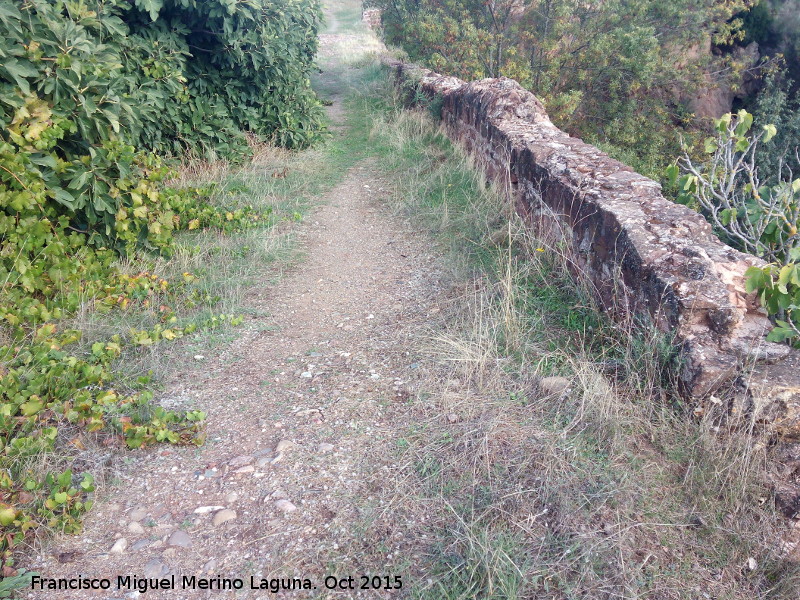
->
384;59;797;402
361;8;381;30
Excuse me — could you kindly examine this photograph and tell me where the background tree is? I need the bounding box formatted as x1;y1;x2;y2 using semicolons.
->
373;0;759;179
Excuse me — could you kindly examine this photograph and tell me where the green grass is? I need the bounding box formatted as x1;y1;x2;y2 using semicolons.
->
353;69;800;599
326;0;365;33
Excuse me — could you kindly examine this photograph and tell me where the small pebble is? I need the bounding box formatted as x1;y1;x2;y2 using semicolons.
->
130;540;150;552
228;455;253;468
143;559;169;578
275;439;294;453
275;499;297;513
212;509;237;527
128;522;145;535
194;506;225;514
128;507;147;521
167;530;192;549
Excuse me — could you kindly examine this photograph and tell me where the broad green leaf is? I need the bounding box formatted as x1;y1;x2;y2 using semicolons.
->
664;164;679;185
720;207;737;226
745;266;766;293
134;0;164;21
734;110;753;136
0;506;17;526
2;58;38;95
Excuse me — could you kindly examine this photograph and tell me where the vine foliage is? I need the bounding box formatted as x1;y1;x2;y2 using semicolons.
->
0;0;324;568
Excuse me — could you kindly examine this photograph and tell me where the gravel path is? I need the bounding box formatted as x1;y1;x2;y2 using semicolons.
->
23;8;443;599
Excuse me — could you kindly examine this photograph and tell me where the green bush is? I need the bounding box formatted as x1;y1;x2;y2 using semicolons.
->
752;71;800;186
2;0;325;158
0;0;319;569
671;110;800;346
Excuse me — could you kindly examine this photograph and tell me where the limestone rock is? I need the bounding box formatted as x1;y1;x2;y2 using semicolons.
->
212;509;237;527
383;57;791;400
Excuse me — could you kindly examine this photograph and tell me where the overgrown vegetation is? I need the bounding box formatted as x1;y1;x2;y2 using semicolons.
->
370;0;773;179
751;71;800;184
1;0;327;572
372;0;800;345
671;109;800;345
357;71;799;598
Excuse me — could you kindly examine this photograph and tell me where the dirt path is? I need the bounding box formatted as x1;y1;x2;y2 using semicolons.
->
23;7;439;600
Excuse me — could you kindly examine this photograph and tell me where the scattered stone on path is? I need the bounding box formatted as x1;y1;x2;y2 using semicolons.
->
128;507;147;521
233;465;255;474
194;505;225;514
275;439;294;453
55;551;79;564
143;558;169;579
271;489;288;500
128;522;145;535
130;540;150;552
225;492;239;504
110;538;128;554
228;455;253;468
318;443;335;453
167;530;192;548
212;509;237;527
256;456;272;468
254;447;273;458
202;559;218;574
539;376;571;395
275;499;297;513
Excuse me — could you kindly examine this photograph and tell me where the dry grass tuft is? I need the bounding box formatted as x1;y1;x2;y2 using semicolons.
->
364;88;800;598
